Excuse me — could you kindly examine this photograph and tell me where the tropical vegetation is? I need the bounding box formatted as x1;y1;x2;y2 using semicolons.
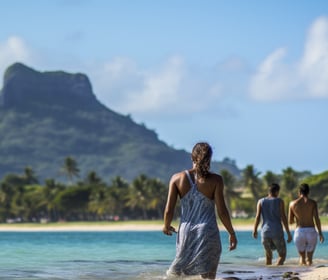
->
0;157;327;224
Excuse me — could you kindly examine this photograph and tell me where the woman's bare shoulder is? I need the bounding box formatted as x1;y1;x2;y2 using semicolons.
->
170;170;187;182
208;172;224;187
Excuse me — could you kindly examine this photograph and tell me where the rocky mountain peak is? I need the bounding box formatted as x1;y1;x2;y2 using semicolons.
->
0;62;98;110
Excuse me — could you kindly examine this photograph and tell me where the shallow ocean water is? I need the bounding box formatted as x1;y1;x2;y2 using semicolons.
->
0;231;326;279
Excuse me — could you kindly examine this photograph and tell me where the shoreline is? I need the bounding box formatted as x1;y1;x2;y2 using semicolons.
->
0;223;256;232
0;224;164;232
0;222;327;232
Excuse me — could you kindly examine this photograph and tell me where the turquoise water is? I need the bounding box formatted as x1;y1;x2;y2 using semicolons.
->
0;231;327;279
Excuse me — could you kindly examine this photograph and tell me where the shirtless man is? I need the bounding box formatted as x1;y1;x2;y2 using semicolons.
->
289;183;324;265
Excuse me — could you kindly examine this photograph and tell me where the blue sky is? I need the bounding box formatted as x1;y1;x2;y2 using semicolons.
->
1;0;328;174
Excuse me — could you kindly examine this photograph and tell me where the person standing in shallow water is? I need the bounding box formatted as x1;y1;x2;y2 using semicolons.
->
163;142;237;279
288;183;324;265
253;183;292;265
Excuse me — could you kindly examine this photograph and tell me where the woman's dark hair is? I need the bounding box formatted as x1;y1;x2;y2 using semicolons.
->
191;142;212;179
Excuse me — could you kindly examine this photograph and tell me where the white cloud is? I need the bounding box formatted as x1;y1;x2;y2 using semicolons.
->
0;37;32;77
91;57;143;108
92;55;232;117
250;16;328;101
121;56;185;113
91;54;250;119
0;36;29;60
90;57;161;113
249;48;299;101
300;17;328;97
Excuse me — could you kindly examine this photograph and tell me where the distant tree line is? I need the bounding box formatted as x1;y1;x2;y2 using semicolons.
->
0;156;327;223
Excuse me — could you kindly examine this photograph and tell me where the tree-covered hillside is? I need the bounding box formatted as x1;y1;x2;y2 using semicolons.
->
0;63;240;182
0;162;326;223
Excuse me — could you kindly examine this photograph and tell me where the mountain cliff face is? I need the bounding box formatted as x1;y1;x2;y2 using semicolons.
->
1;63;97;110
0;63;240;182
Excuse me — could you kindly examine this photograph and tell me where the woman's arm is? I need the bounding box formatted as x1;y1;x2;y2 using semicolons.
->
215;175;237;250
163;174;179;235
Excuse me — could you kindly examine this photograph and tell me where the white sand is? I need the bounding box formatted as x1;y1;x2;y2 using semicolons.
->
299;266;328;279
0;224;163;231
0;223;326;232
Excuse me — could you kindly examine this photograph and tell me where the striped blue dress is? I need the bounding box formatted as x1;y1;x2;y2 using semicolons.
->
167;170;222;276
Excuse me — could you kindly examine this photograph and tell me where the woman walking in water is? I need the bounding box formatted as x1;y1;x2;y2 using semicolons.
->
163;142;237;279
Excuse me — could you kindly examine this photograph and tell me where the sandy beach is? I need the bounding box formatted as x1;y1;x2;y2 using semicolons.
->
0;223;164;232
299;266;328;280
217;265;328;280
0;222;327;232
0;223;256;232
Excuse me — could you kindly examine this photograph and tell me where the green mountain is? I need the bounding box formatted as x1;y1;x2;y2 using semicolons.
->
0;63;240;182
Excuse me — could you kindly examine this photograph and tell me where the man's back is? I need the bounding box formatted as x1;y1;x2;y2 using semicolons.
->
261;197;284;238
290;197;316;227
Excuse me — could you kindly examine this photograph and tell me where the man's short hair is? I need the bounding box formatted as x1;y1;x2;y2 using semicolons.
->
269;183;280;194
299;183;310;196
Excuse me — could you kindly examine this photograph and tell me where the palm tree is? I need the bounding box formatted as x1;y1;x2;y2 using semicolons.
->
85;172;110;219
42;178;65;221
109;176;129;217
18;185;45;222
242;165;262;202
0;173;28;221
23;166;39;185
54;185;91;221
262;171;280;186
61;156;80;184
84;171;103;185
221;169;240;213
0;181;16;221
144;178;167;219
281;167;299;201
125;174;152;219
88;184;109;218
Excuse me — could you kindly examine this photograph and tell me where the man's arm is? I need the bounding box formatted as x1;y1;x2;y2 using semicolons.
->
313;200;324;243
252;200;261;239
288;202;295;225
280;199;292;243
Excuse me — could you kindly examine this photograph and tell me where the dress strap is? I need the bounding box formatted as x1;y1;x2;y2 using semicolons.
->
184;170;195;188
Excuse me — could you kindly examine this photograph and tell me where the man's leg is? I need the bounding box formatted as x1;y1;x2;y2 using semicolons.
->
306;251;314;265
305;228;318;266
298;251;306;265
263;238;273;265
265;248;273;265
276;251;286;265
274;237;286;265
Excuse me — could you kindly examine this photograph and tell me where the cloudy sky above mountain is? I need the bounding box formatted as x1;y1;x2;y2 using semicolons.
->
1;0;328;174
